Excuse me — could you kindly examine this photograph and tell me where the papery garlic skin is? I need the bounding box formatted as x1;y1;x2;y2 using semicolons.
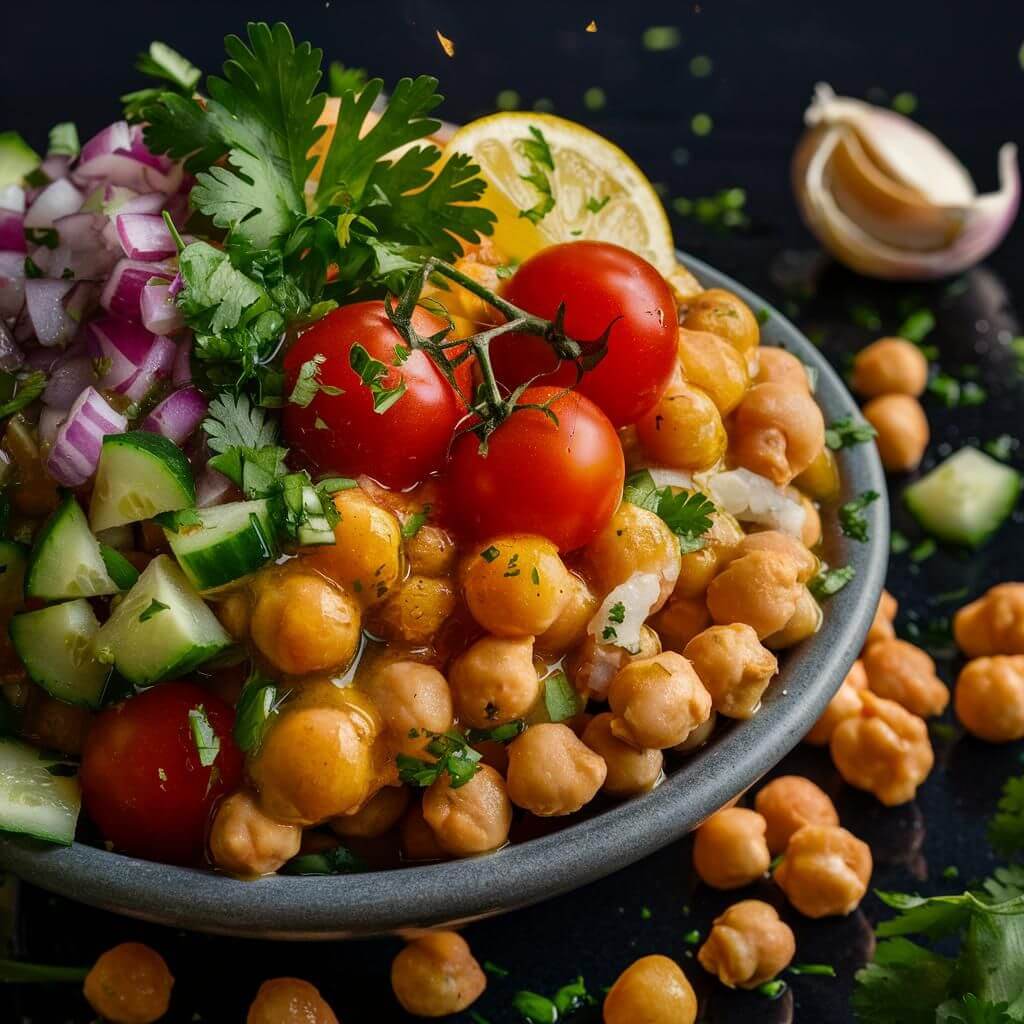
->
793;84;1019;280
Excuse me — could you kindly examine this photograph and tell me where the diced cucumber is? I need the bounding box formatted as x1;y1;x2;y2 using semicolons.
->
163;500;278;591
904;447;1022;547
99;544;140;591
0;736;80;845
94;554;231;686
295;486;336;546
0;132;40;189
25;495;117;600
0;541;28;607
89;432;195;532
9;599;111;708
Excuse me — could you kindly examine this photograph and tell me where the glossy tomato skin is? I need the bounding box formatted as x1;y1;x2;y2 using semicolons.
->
283;302;467;490
490;241;679;427
445;386;624;552
80;682;243;865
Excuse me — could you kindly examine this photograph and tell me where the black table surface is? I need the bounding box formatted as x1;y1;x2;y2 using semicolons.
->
4;1;1024;1020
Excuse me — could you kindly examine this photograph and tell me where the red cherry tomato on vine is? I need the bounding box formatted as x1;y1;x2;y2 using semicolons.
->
283;301;468;489
80;682;243;865
445;386;624;551
489;241;679;427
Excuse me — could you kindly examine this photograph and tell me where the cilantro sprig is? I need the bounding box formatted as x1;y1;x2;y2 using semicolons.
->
397;730;482;789
623;469;716;553
839;490;879;542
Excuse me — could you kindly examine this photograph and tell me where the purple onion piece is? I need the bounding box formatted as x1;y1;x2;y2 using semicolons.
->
79;121;133;165
120;334;176;402
116;213;177;261
0;210;25;254
90;318;159;391
0;251;26;319
0;320;24;372
23;179;84;230
100;258;173;321
42;354;96;410
142;386;208;444
196;467;238;508
171;334;192;385
141;282;185;336
45;386;128;487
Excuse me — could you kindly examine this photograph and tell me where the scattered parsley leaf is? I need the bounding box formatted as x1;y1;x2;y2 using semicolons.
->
480;545;500;563
809;565;856;599
849;304;882;331
187;706;220;767
839;490;879;542
464;721;526;745
512;991;558;1024
891;530;910;554
484;960;510;978
929;373;988;408
136;40;202;93
397;730;482;789
683;929;701;945
516;126;556;225
401;505;431;539
608;601;625;624
203;392;279;453
899;309;936;344
281;844;367;875
640;906;652;920
989;774;1024;858
789;964;836;977
585;195;610;214
623;470;715;553
138;599;169;623
233;669;280;753
349;342;407;413
910;538;937;563
287;353;343;407
544;672;585;723
826;416;877;450
984;435;1018;462
327;61;367;96
758;980;787;998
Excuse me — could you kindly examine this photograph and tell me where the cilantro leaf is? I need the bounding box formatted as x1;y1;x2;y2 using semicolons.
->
981;865;1024;903
328;61;368;96
899;308;936;344
281;844;367;875
203;392;279;453
187;705;221;767
401;505;431;539
123;42;204;125
287;353;343;407
989;774;1024;858
839;490;879;542
516;126;555;225
825;415;877;451
809;565;855;599
397;730;482;789
623;470;715;553
349;342;407;412
937;996;1016;1024
544;672;585;723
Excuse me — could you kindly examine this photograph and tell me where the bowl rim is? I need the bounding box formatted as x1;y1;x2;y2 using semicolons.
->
0;252;889;939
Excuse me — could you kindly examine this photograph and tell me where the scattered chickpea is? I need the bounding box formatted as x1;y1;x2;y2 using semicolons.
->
862;394;929;472
331;785;410;839
775;824;872;918
830;690;934;805
250;571;361;676
954;656;1024;742
682;288;760;354
862;638;949;717
374;575;457;646
583;713;664;797
362;660;454;759
401;802;448;862
698;899;796;989
649;595;711;653
851;337;929;398
754;776;839;854
422;764;513;856
866;589;898;647
673;507;745;600
567;627;662;701
636;382;728;471
405;523;458;578
608;651;712;749
707;550;802;639
755;347;811;393
603;954;698;1024
765;587;823;650
692;807;771;890
83;943;174;1024
246;978;338;1024
684;624;778;719
449;635;540;728
804;661;867;746
677;328;750;415
735;531;818;583
390;931;486;1018
534;573;598;657
506;723;607;816
209;790;302;877
954;583;1024;657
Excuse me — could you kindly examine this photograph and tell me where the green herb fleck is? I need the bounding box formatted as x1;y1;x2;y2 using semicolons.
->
642;25;682;51
349;342;406;413
690;113;713;136
809;565;856;599
891;92;918;115
683;929;701;945
849;304;882;331
583;87;606;111
623;470;716;553
826;416;877;450
397;730;482;789
47;122;80;158
544;672;585;723
640;906;652;920
480;545;501;563
942;865;960;880
138;598;169;623
484;960;510;978
789;963;836;977
909;538;937;563
758;980;787;998
401;505;431;539
585;195;610;214
984;435;1018;461
281;845;367;875
839;490;879;542
891;530;910;554
187;705;220;768
989;773;1024;857
496;89;520;111
689;55;713;77
899;308;935;343
516;126;556;225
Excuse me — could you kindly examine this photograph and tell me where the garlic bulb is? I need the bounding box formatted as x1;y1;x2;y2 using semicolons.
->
792;84;1019;280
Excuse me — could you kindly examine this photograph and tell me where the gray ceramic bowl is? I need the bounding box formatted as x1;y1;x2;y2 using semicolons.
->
0;253;888;939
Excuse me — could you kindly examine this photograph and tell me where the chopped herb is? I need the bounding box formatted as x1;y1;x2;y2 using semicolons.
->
892;91;918;115
23;256;43;279
989;774;1024;858
642;25;681;51
0;372;47;419
496;89;520;111
484;960;510;978
544;672;585;723
583;87;606;112
689;55;714;77
349;342;406;413
480;545;500;563
849;304;882;331
553;977;593;1015
899;308;936;343
984;435;1018;461
281;844;367;875
756;306;771;325
909;537;937;563
25;227;58;248
530;566;541;586
929;720;957;743
138;598;169;622
397;730;482;789
690;113;713;136
585;194;610;214
287;353;343;407
943;865;961;880
503;552;521;578
157;768;168;783
516;126;556;225
608;601;626;624
683;929;701;945
789;963;836;977
890;530;910;554
465;721;526;745
470;1014;492;1024
401;505;431;539
187;705;220;767
839;490;879;542
640;905;652;920
934;586;969;604
758;980;787;999
495;262;518;280
512;991;558;1024
623;470;715;553
928;373;988;408
0;959;89;983
825;416;877;450
601;625;617;642
809;565;856;599
233;669;280;753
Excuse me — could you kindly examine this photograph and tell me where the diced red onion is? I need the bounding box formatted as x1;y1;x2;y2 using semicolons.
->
39;155;71;182
0;252;26;318
0;211;25;253
90;318;157;390
172;334;192;385
116;213;176;261
79;122;133;165
54;211;107;252
43;355;96;409
73;152;183;196
38;406;65;446
23;345;62;373
196;467;237;508
24;179;84;230
62;281;101;327
142;385;207;444
46;386;127;487
25;278;76;347
0;186;26;214
12;307;34;344
0;321;23;372
100;258;172;321
121;334;176;402
141;281;185;336
119;192;166;216
125;125;175;173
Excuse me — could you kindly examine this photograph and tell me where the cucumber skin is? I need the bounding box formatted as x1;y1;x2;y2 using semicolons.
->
0;736;80;846
100;544;140;590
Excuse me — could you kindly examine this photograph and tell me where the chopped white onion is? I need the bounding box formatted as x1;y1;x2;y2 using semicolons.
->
24;278;76;346
708;468;807;537
646;467;696;491
38;406;65;446
588;572;662;655
23;179;84;230
46;386;127;487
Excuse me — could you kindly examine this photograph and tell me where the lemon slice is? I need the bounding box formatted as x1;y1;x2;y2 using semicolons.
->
446;112;678;277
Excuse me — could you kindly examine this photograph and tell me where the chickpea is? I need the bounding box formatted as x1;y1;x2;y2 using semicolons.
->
678;328;750;414
331;785;410;838
401;802;448;862
462;535;572;637
535;574;598;657
391;931;487;1017
732;383;826;486
603;955;697;1024
862;639;949;718
247;979;338;1024
707;550;802;639
955;656;1024;742
423;764;512;856
567;626;662;701
954;583;1024;657
863;394;929;472
406;524;458;578
608;651;712;749
796;446;841;501
775;824;872;917
585;502;681;612
506;723;607;816
698;899;796;989
363;660;454;758
866;588;898;647
20;690;91;755
754;776;839;854
449;635;540;728
674;507;745;599
673;709;717;754
375;575;457;646
830;691;934;805
583;713;663;796
684;624;778;719
693;807;771;890
305;488;403;606
215;589;251;641
250;571;361;676
209;790;302;877
804;661;867;746
649;595;711;653
756;347;811;392
682;288;760;354
851;337;929;398
636;382;728;471
736;530;818;583
251;704;379;825
799;493;822;549
83;943;173;1024
765;586;823;649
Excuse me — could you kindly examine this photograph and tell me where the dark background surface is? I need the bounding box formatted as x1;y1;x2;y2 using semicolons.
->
4;1;1024;1020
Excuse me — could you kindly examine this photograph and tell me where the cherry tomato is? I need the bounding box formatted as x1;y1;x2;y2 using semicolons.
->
489;241;679;426
445;386;624;551
283;301;468;490
80;682;243;865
